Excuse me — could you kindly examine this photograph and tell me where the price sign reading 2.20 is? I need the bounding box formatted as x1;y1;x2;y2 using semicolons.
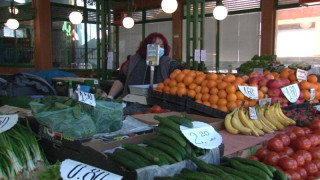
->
281;83;300;103
238;86;258;99
60;159;122;180
180;121;222;149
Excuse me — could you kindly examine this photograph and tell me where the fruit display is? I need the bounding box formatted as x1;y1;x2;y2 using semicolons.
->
105;115;209;171
252;123;320;180
224;102;295;136
155;156;288;180
237;54;275;76
284;106;320;127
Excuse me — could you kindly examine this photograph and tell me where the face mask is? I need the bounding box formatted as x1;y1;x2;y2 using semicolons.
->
159;47;165;57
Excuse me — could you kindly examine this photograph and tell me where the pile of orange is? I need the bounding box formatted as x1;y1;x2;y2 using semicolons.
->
155;69;265;113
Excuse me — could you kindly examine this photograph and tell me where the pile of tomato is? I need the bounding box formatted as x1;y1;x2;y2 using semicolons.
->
133;105;170;115
249;120;320;180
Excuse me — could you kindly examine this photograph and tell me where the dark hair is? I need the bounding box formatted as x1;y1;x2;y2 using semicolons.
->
136;32;171;59
127;55;131;60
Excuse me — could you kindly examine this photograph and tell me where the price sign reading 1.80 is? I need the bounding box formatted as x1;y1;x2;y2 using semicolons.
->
60;159;122;180
180;121;222;149
281;83;300;103
238;86;258;99
76;91;96;107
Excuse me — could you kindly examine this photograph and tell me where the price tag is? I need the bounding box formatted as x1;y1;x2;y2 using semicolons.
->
238;86;258;99
254;68;263;74
180;121;222;149
194;49;201;62
249;107;258;119
94;80;99;85
60;159;122;180
311;88;315;100
281;83;300;103
0;114;18;134
296;69;308;82
75;90;96;107
146;44;160;66
259;98;271;107
200;50;206;62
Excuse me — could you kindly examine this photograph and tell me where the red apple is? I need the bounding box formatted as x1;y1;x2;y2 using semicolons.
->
259;77;270;87
295;99;305;104
267;79;285;89
248;77;261;85
242;75;249;83
280;78;290;87
250;71;263;78
271;96;284;104
264;73;275;80
268;88;283;97
281;103;288;107
298;92;304;100
260;86;268;94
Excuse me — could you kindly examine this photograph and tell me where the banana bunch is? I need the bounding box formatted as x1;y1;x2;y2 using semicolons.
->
224;101;296;136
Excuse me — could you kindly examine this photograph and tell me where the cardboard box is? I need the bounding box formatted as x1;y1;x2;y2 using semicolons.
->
132;112;225;131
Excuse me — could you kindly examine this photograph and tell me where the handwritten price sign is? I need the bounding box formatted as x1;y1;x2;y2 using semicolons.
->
75;90;96;107
180;121;222;149
296;69;308;82
259;98;271;107
60;159;122;180
281;83;300;103
238;86;258;99
0;114;18;134
249;107;258;120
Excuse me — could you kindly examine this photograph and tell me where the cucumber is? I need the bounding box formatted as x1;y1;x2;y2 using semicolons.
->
218;165;254;180
152;135;187;157
232;157;273;178
229;174;245;180
144;147;169;165
266;164;277;173
185;141;193;155
121;143;159;163
273;168;288;180
154;115;181;132
189;156;234;180
145;147;177;164
154;126;187;147
144;140;183;162
113;149;151;167
106;153;140;170
166;115;194;128
175;172;219;180
228;158;271;180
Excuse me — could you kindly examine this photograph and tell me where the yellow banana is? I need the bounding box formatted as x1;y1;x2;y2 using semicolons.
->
245;110;263;130
254;126;265;136
224;110;239;134
256;106;277;130
271;103;290;126
231;109;252;135
276;102;296;125
264;105;285;130
238;107;260;136
259;119;275;134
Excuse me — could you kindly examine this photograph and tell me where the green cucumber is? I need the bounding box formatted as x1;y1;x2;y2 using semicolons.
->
232;157;273;178
106;153;140;170
121;143;159;163
166;115;194;128
273;168;288;180
153;135;187;157
113;149;151;167
145;147;177;164
266;164;277;173
175;172;219;180
154;126;186;147
154;115;181;132
218;165;254;180
144;140;182;162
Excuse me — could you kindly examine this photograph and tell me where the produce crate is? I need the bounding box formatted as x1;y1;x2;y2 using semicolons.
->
52;77;99;96
186;98;228;119
147;89;187;112
282;101;320;111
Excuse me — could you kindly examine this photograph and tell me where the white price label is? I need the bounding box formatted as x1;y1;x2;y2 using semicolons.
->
296;69;308;82
180;121;222;149
0;114;18;134
259;98;271;107
311;88;315;100
281;83;300;103
238;86;259;99
200;50;206;62
75;90;96;107
194;49;201;62
249;107;258;120
94;80;99;85
60;159;122;180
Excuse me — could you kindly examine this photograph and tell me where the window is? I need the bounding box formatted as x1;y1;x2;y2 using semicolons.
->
276;5;320;67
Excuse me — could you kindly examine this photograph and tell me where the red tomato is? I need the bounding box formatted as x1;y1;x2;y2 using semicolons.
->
311;119;320;131
268;137;284;152
291;153;305;167
312;159;320;170
151;105;162;113
309;147;320;160
306;134;319;147
246;155;259;161
304;161;318;176
278;151;289;159
279;157;298;171
292;127;306;137
275;133;291;146
286;170;301;180
255;147;270;161
160;109;170;113
282;146;294;156
294;136;312;151
296;167;308;179
296;150;313;162
284;171;292;179
145;110;153;114
304;127;312;135
286;131;297;141
274;165;283;171
263;151;280;166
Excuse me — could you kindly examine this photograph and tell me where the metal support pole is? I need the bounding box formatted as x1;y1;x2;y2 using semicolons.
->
186;0;191;69
216;20;220;72
96;0;101;78
193;0;198;70
101;0;106;80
